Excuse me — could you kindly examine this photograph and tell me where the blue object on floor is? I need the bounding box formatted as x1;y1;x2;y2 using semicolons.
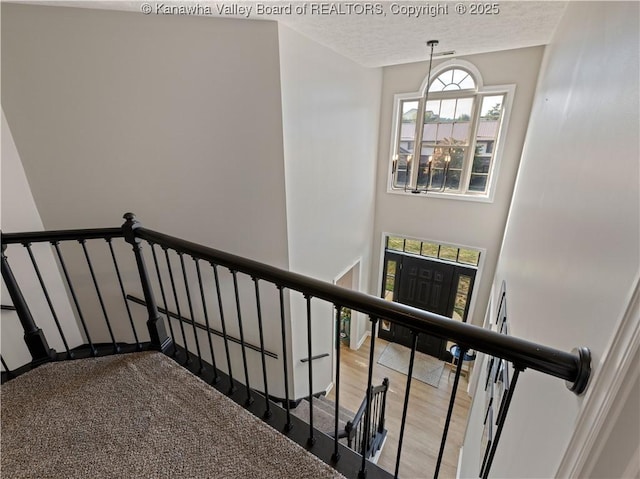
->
449;344;476;378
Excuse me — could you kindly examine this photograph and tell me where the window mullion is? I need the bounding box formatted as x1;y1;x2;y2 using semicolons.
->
410;97;427;189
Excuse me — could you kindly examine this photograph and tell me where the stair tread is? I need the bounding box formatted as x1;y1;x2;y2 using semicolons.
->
313;396;355;423
291;396;354;435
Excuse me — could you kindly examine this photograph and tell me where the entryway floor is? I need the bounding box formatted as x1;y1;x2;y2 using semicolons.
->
328;337;471;479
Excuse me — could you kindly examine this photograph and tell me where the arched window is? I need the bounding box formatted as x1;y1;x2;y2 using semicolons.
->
391;62;511;198
429;68;476;92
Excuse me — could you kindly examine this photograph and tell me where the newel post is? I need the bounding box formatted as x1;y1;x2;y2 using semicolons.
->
1;242;56;363
122;213;172;353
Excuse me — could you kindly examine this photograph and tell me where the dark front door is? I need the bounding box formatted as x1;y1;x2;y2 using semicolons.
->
379;252;476;359
397;256;454;315
394;256;454;357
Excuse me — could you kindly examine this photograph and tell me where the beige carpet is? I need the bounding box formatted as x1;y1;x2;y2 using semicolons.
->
377;343;444;388
291;396;354;439
1;352;345;479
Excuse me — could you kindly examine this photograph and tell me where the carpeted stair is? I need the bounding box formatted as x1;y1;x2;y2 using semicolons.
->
291;395;355;442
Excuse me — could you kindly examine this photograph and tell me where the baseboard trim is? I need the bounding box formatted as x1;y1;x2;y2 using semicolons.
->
456;445;464;479
356;330;371;350
556;274;640;477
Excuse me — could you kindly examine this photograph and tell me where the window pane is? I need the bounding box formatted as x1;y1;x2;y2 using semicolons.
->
400;100;419;151
387;237;405;251
393;155;413;188
430;78;445;92
455;98;473;120
430;69;476;92
480;95;504;120
471;95;505;194
458;248;480;266
426;144;465;191
405;239;421;254
453;275;472;321
430;168;445;189
423;146;464;191
425;98;472;145
469;174;488;192
425;100;440;122
421;242;439;257
439;99;456;121
445;169;461;191
416;149;433;188
459;75;475;90
394;100;420;189
439;246;458;261
385;260;397;301
452;123;470;142
431;147;450;167
449;147;465;169
436;123;453;142
472;155;491;174
452;69;469;85
423;123;437;142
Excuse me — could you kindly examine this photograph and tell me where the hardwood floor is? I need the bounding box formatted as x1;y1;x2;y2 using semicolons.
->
328;336;471;479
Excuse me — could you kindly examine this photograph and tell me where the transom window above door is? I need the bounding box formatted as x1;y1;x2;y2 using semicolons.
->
389;60;514;201
386;236;480;266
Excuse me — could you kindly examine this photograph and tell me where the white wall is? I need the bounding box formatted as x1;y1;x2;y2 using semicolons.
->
374;46;544;327
1;4;290;394
2;3;288;265
278;24;382;397
459;2;639;477
1;109;83;368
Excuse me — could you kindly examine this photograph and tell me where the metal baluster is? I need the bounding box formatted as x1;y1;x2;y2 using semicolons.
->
164;248;190;364
231;270;252;405
149;242;177;356
195;259;219;384
434;345;468;479
25;243;73;358
212;263;235;394
278;285;292;431
305;294;315;446
179;253;204;373
52;241;97;356
373;393;379;447
358;316;378;479
481;367;521;479
1;355;14;379
80;240;119;353
371;387;377;450
395;332;418;478
332;305;343;462
106;238;140;350
252;277;271;418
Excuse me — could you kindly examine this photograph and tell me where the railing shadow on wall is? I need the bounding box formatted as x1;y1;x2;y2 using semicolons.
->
1;213;591;479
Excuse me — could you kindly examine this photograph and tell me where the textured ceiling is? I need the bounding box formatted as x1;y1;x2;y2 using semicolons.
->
16;1;568;67
275;1;568;67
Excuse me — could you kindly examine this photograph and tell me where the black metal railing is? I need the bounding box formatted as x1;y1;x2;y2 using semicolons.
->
0;213;592;479
345;378;389;459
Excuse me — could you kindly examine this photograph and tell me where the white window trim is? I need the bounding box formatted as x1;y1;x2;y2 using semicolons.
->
387;59;516;203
